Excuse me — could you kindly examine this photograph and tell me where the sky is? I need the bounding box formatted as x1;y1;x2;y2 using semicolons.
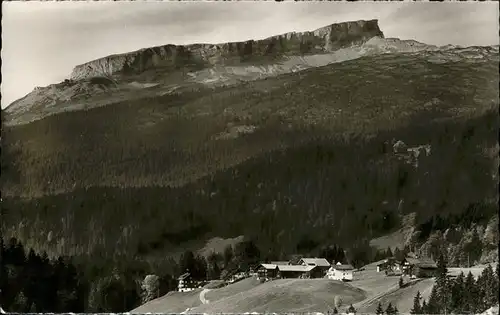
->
1;1;499;108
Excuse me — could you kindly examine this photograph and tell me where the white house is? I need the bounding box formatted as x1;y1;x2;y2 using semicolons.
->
327;262;354;281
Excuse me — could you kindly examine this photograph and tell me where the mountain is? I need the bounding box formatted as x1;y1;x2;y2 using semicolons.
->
4;19;443;126
1;19;498;270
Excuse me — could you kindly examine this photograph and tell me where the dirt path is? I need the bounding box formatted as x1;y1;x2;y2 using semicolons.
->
200;288;211;304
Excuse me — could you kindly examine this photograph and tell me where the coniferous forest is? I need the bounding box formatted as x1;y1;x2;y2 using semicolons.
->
1;42;498;313
410;255;499;315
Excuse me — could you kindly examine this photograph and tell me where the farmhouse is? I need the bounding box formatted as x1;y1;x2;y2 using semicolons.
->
376;257;402;275
327;262;354;281
177;272;195;292
298;258;331;277
400;257;438;278
257;264;279;281
277;265;323;279
414;262;438;278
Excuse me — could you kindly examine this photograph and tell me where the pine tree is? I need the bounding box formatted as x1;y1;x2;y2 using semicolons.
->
483;264;498;308
223;245;233;269
494;263;500;305
421;300;427;314
426;285;440;314
333;307;338;314
376;302;384;315
435;253;450;313
385;302;396;315
463;271;478;314
451;271;465;313
347;304;356;314
410;291;422;314
398;276;404;288
386;247;393;258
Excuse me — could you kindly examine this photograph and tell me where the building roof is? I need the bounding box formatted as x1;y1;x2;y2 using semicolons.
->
178;272;191;280
374;259;389;266
260;263;278;270
278;265;316;272
416;262;437;269
270;261;291;265
403;257;436;267
403;257;421;265
299;258;331;267
333;264;354;271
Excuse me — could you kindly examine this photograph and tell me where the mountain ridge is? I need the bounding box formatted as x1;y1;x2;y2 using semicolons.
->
68;19;384;80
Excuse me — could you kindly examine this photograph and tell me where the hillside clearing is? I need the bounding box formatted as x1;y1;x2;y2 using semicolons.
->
130;289;202;314
187;279;365;313
204;277;261;302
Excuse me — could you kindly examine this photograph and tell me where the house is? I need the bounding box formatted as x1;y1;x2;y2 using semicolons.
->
376;257;401;275
414;262;438;278
178;272;195;292
298;258;331;276
400;257;437;278
257;264;279;281
277;265;323;279
400;257;420;276
327;262;354;281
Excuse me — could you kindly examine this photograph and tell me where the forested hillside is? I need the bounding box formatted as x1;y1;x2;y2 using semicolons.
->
1;41;498;314
2;108;497;264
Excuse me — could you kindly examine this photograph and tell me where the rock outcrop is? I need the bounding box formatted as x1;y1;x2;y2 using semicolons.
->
70;19;383;80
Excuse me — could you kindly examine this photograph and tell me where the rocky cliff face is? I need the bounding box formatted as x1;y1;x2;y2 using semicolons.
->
6;18;495;127
70;19;383;80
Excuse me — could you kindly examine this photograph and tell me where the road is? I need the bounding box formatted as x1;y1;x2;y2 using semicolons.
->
200;288;211;304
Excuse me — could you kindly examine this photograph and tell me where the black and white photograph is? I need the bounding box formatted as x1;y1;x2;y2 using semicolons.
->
1;1;499;314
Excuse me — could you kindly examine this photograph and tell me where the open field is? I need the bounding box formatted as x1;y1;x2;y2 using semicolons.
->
188;278;365;313
130;261;497;313
204;277;262;302
130;288;202;314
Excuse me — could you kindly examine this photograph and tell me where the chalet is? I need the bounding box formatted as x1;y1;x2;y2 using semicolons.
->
400;257;437;278
376;257;402;275
257;264;279;281
277;265;322;279
298;258;331;277
178;272;195;292
327;262;354;281
414;262;438;278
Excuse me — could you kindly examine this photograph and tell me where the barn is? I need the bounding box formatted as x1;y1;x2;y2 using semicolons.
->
277;265;323;279
298;258;331;277
401;257;438;278
414;262;438;278
257;264;279;281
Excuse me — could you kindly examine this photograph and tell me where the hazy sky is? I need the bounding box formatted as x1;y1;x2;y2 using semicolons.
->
2;1;499;108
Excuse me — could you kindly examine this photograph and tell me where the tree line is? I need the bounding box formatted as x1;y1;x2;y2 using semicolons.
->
410;255;499;314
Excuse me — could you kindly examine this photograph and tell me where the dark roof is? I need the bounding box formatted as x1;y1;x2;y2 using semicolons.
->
416;262;438;269
271;261;291;265
178;272;191;280
333;264;354;270
373;259;389;266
